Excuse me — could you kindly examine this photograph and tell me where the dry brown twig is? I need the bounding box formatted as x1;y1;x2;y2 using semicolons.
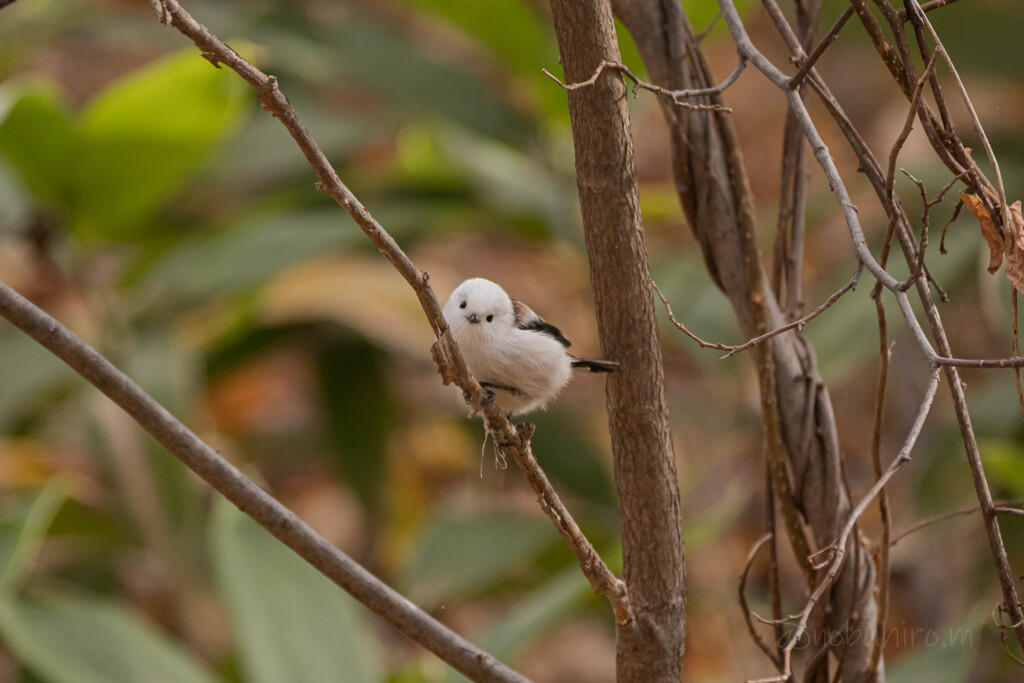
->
911;0;1011;229
903;0;966;19
1014;291;1024;421
738;533;783;671
650;265;863;359
747;369;941;683
868;328;894;678
898;168;966;290
711;0;1024;676
543;58;740;112
890;499;1024;546
787;6;853;89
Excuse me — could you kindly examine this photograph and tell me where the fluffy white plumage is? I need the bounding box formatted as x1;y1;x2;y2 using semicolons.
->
442;278;616;416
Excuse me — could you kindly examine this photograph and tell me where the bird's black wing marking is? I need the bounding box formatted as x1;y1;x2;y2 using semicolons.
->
512;298;572;347
570;357;618;373
519;317;572;348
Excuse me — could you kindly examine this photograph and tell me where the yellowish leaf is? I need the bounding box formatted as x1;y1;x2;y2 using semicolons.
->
961;190;1005;273
1004;200;1024;293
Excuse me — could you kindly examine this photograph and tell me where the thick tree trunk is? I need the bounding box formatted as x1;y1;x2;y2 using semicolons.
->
548;2;686;681
611;1;881;680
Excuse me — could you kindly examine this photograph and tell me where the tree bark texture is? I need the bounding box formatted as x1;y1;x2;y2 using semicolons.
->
611;1;880;680
548;2;686;681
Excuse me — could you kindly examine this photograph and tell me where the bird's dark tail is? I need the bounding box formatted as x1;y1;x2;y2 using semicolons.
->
570;357;618;373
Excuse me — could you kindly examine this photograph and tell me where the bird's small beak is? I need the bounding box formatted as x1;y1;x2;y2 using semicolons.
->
466;313;480;324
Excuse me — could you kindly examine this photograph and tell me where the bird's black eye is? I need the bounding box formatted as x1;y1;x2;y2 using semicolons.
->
459;301;467;309
486;314;494;322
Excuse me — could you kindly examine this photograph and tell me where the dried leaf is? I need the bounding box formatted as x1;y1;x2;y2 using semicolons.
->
962;191;1005;273
1004;201;1024;293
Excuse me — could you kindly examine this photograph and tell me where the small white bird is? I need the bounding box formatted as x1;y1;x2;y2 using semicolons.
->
442;278;617;417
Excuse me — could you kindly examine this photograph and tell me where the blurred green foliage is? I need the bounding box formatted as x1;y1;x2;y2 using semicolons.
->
210;498;381;683
0;50;250;240
0;1;622;680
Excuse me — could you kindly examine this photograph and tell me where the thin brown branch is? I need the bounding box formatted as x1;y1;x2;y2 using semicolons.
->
765;465;785;664
902;0;954;135
868;320;893;678
775;368;941;680
738;533;784;670
654;265;863;360
885;50;939;214
854;0;982;203
774;0;818;322
694;9;723;42
1013;290;1024;422
722;266;863;358
155;0;635;639
871;48;936;301
749;0;1024;659
542;58;739;112
938;198;963;255
650;277;732;351
501;424;633;626
716;0;939;360
909;1;1011;230
869;0;999;229
932;355;1024;369
890;499;1024;546
871;49;941;303
788;6;853;89
898;0;968;23
897;167;965;290
0;280;528;683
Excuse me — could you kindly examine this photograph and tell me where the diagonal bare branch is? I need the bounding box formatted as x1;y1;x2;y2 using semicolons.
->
0;280;528;683
148;0;633;631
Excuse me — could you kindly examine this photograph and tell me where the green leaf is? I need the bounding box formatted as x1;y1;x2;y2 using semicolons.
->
434;126;578;239
0;331;78;433
396;0;551;79
0;597;221;683
0;480;67;598
209;497;381;683
398;512;554;605
71;48;250;239
445;567;591;683
320;14;536;146
215;95;376;189
527;413;615;507
0;157;33;234
886;620;978;683
0;83;74;206
683;0;759;36
318;335;392;511
981;439;1024;497
133;208;359;311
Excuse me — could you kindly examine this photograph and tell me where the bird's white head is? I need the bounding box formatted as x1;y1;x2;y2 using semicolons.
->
442;278;515;340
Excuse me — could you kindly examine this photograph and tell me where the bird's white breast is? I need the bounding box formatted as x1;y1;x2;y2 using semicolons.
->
455;324;572;416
